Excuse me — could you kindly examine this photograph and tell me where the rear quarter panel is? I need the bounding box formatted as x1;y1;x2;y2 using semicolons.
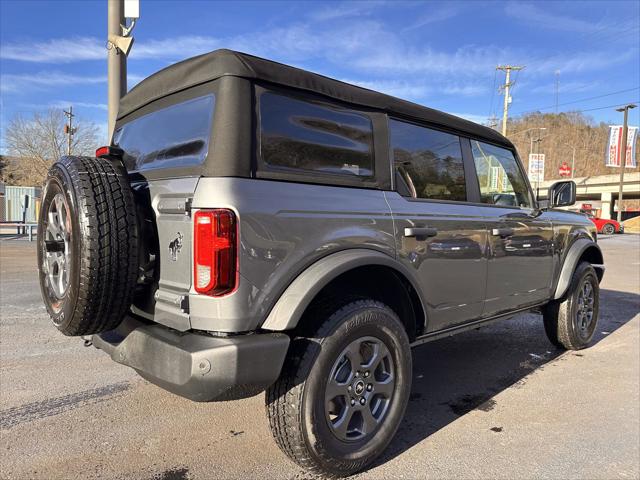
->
190;177;396;332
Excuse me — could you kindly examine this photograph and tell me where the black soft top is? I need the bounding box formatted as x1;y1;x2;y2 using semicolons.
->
119;49;512;148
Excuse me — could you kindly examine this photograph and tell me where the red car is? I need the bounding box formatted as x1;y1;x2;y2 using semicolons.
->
583;212;624;235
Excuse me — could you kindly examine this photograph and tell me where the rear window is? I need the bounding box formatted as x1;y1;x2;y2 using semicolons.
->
113;95;215;172
390;119;466;201
259;92;374;177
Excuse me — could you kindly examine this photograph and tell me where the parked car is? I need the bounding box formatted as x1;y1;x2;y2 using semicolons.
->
583;212;624;235
37;50;604;478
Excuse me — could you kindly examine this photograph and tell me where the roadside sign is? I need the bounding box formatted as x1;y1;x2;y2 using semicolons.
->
559;162;571;177
528;153;545;183
606;125;638;167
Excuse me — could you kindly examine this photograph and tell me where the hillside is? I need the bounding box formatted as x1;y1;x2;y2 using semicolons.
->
506;112;640;179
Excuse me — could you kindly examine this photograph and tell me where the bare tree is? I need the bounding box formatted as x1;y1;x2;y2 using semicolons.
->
4;108;100;186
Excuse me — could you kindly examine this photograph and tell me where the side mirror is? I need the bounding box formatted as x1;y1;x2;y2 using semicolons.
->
548;180;576;208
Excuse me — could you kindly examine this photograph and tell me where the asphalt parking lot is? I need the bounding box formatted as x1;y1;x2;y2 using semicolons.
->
1;234;638;480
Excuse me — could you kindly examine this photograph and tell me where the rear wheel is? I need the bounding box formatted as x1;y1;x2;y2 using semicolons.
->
602;223;615;235
37;156;139;336
266;299;411;477
543;261;599;350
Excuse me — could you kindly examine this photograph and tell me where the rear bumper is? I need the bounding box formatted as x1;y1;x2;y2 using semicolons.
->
92;316;290;402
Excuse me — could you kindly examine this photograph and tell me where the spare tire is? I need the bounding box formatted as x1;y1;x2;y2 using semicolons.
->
37;155;139;336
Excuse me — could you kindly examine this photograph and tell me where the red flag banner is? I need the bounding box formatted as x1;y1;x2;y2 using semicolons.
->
606;125;638;167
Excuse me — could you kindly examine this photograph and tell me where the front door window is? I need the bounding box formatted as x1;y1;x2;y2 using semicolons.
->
470;140;533;209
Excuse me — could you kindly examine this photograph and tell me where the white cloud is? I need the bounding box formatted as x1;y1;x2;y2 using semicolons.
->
0;71;105;93
504;2;602;32
530;81;598;95
309;1;387;22
0;37;103;63
447;112;489;125
48;100;108;111
404;4;461;31
339;78;431;100
2;20;635;82
130;36;221;60
442;84;487;96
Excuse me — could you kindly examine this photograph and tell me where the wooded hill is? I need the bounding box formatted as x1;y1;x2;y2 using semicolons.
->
506;112;640;179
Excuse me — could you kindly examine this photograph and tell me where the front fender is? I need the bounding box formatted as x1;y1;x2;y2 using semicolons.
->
260;249;424;331
553;238;604;300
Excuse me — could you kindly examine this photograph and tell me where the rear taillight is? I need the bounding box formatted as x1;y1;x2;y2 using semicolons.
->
95;146;123;159
193;209;237;296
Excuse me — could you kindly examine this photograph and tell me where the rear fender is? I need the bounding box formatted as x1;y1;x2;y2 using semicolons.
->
260;249;425;331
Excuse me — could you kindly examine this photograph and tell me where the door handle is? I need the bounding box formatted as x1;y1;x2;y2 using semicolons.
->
404;227;438;238
492;227;515;238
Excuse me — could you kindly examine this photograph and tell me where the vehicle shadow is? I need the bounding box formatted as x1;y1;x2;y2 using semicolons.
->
373;288;640;470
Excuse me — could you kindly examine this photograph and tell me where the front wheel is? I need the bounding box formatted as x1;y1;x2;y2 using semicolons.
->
266;299;412;477
543;261;599;350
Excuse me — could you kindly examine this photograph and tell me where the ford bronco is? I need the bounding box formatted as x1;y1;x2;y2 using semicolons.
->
38;50;604;477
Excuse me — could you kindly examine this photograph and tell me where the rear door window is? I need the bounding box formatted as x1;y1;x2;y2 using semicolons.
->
113;95;215;172
259;92;374;178
390;119;466;201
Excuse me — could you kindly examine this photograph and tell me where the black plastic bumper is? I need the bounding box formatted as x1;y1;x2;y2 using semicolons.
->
92;316;290;402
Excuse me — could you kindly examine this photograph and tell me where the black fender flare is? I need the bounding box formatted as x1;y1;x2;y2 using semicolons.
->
260;249;426;331
553;238;604;300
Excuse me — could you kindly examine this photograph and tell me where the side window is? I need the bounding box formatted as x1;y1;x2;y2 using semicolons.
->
389;119;466;201
259;92;374;177
113;95;214;172
470;140;532;208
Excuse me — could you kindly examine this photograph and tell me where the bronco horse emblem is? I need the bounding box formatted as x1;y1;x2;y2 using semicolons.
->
168;232;183;261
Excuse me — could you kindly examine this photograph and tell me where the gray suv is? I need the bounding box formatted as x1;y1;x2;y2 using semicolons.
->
37;50;604;477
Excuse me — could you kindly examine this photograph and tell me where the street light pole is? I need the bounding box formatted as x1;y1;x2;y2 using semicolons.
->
107;0;127;139
615;104;637;223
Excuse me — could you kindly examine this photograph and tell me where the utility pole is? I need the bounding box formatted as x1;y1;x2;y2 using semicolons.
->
497;65;525;136
63;106;76;156
107;0;138;139
615;103;637;223
554;70;560;113
108;0;126;139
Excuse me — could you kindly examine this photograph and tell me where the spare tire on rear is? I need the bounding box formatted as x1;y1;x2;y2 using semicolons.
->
37;155;139;336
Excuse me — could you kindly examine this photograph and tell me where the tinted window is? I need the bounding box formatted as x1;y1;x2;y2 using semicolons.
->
471;140;532;208
390;120;466;201
260;92;374;177
113;95;214;172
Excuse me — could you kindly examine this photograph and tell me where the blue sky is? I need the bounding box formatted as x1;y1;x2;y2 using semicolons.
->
1;0;639;147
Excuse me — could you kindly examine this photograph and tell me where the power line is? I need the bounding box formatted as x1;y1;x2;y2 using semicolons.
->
512;87;640;115
516;100;639;115
488;69;497;118
578;100;640;113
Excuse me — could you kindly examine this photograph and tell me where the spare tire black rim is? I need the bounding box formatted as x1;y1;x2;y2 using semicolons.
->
325;336;395;442
42;192;72;303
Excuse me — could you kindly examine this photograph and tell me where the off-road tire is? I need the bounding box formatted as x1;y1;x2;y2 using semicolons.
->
602;223;615;235
265;299;412;478
543;261;599;350
37;155;139;336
